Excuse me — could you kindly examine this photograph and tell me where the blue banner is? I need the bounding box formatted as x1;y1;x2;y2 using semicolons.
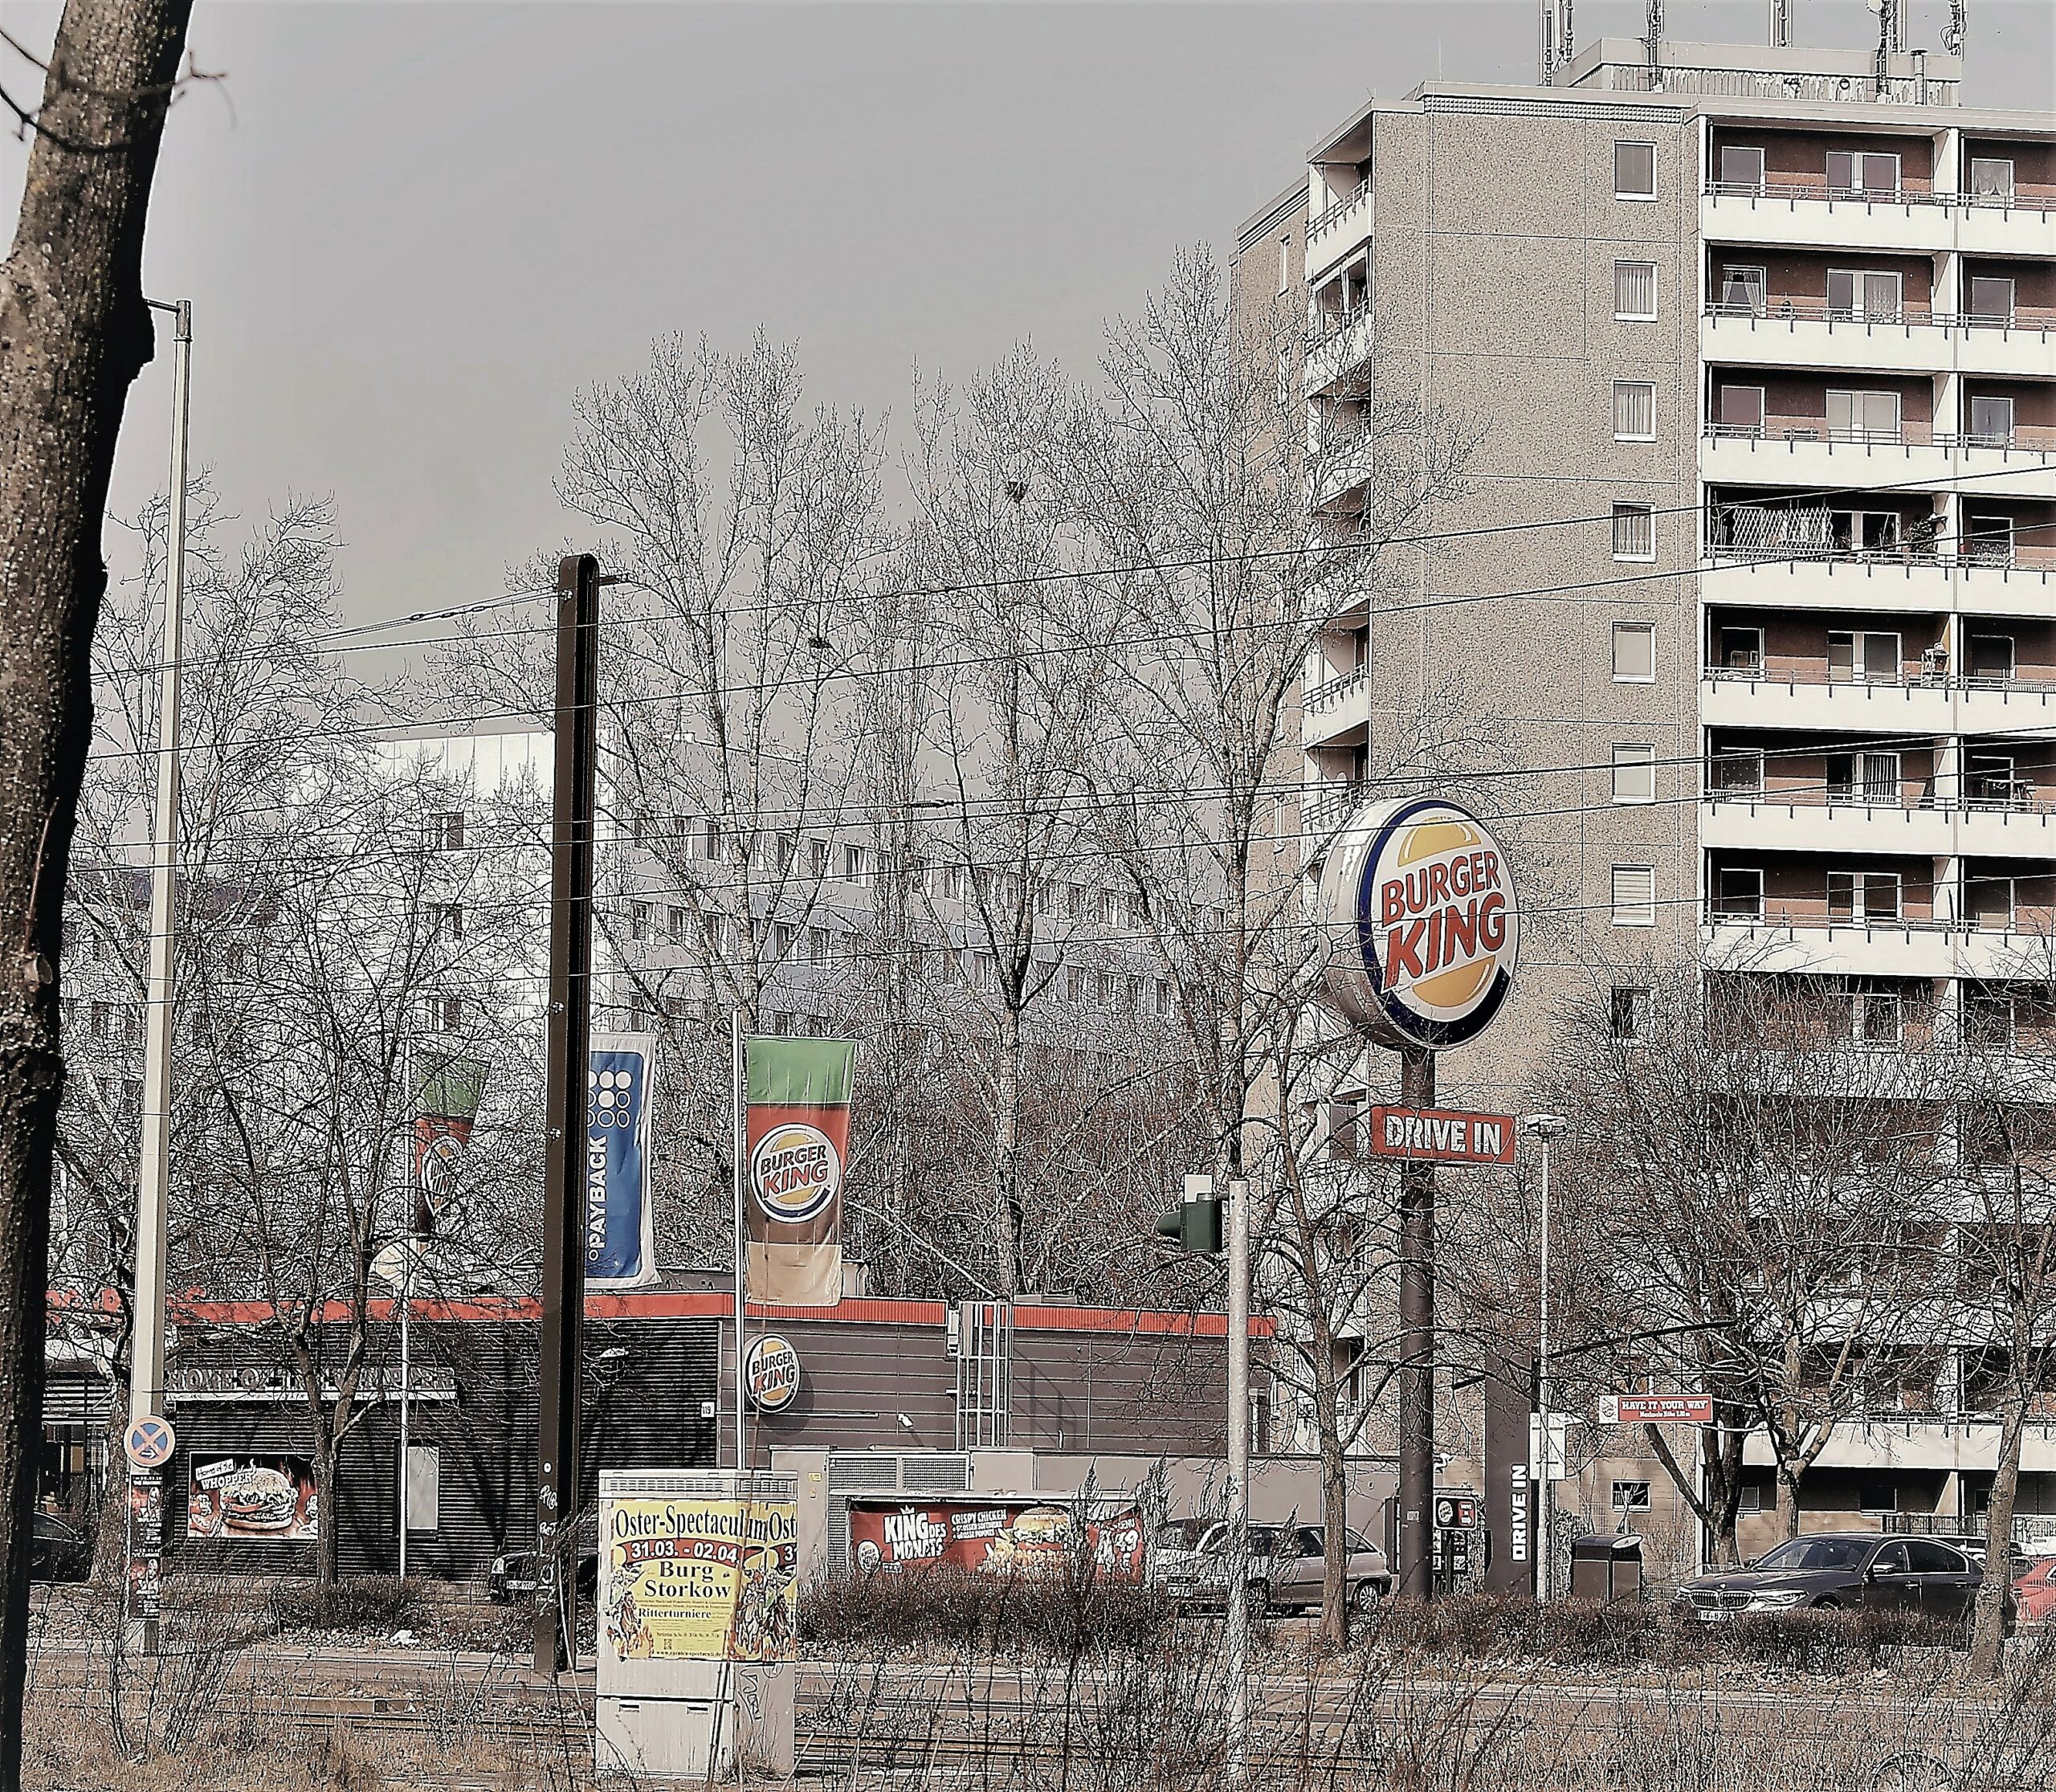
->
587;1032;659;1288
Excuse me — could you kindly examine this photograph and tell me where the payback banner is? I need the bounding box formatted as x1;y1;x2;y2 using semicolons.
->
589;1033;659;1289
847;1501;1145;1580
187;1455;320;1543
744;1038;855;1307
601;1494;799;1664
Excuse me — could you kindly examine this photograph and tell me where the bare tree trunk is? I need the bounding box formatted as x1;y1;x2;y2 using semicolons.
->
0;2;192;1777
1972;1386;2028;1679
995;1005;1023;1298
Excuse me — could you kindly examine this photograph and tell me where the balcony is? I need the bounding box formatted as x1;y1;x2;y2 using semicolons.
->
1701;790;2055;858
1301;663;1370;748
1702;301;2056;380
1701;548;2056;621
1310;418;1374;511
1306;179;1371;280
1700;422;2056;500
1303;308;1372;398
1701;913;2040;982
1703;182;2056;259
1700;667;2056;736
1302;780;1371;842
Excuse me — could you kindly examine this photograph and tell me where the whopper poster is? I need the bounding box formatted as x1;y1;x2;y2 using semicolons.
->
187;1455;320;1542
588;1032;659;1290
744;1038;855;1307
602;1494;799;1664
847;1501;1145;1581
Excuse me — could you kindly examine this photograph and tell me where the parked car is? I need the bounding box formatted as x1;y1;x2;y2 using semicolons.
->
488;1511;598;1604
1148;1518;1212;1594
1161;1521;1391;1619
31;1513;92;1583
2014;1557;2056;1628
1674;1532;1983;1621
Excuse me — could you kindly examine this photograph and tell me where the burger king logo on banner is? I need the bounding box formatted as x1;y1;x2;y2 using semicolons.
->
744;1333;802;1413
1319;795;1519;1051
749;1123;841;1225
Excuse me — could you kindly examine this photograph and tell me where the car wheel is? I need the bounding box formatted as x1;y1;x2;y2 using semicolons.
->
1246;1584;1269;1624
1352;1580;1383;1620
1815;1597;1841;1610
1868;1752;1952;1792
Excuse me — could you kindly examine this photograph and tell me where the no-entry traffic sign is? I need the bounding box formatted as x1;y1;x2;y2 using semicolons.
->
1369;1105;1516;1165
124;1414;177;1470
1600;1394;1713;1426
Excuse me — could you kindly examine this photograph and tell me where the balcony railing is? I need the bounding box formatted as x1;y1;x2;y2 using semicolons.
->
1705;419;2056;452
1303;782;1369;837
1706;178;2056;214
1303;663;1369;716
1703;786;2056;817
1703;663;2056;699
1309;178;1369;238
1706;297;2056;333
1305;307;1371;352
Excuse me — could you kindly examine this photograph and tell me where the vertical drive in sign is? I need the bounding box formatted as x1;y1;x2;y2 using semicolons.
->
588;1033;659;1289
744;1039;855;1307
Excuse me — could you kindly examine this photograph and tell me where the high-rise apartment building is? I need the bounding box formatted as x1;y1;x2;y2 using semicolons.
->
1238;32;2052;1547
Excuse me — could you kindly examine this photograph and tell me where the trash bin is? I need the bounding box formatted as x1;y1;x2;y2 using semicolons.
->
1569;1532;1643;1602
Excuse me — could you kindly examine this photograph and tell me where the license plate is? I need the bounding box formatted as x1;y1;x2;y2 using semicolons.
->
1695;1608;1727;1623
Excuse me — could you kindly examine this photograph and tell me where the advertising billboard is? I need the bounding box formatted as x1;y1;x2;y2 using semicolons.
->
588;1033;659;1289
1319;797;1520;1052
744;1038;855;1306
186;1454;320;1542
846;1500;1145;1580
601;1492;799;1664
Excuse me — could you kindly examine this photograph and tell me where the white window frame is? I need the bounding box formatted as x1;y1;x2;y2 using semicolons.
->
1718;263;1767;316
1610;1479;1654;1512
1826;387;1903;443
1612;621;1656;683
1967;275;2017;326
1709;745;1764;796
1716;625;1764;673
1718;144;1766;193
1715;866;1764;921
1969;157;2015;202
1857;990;1903;1048
1613;259;1658;322
1610;985;1651;1041
1611;503;1655;562
1827;149;1901;198
1718;383;1766;438
1612;743;1657;804
1613;381;1657;443
1277;233;1292;296
1611;865;1656;928
1968;394;2016;449
1614;141;1657;201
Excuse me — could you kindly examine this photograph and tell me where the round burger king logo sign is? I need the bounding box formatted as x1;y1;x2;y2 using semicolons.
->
744;1333;802;1414
1319;795;1519;1051
749;1122;841;1225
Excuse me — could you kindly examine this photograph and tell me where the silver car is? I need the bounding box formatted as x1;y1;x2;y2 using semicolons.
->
1162;1521;1392;1619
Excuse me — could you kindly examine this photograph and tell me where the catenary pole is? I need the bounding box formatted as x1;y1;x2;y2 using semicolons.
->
127;297;191;1655
533;553;600;1674
1225;1175;1250;1785
1396;1047;1436;1600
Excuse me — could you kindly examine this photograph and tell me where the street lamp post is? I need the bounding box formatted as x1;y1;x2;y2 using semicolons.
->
1524;1114;1567;1602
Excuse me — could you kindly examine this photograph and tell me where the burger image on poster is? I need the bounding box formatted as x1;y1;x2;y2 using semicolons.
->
220;1464;300;1536
1317;796;1520;1052
982;1506;1072;1574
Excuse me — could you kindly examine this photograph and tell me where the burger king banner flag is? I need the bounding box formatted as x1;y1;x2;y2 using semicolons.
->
744;1038;855;1307
588;1033;660;1290
413;1055;490;1236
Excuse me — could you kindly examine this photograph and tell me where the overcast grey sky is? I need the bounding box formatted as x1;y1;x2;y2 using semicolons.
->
4;1;2050;628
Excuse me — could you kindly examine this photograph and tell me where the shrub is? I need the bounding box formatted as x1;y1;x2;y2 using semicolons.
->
267;1574;429;1635
800;1565;1183;1656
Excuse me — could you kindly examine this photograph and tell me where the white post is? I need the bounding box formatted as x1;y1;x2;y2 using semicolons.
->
1226;1175;1250;1784
732;1010;749;1473
1536;1135;1552;1605
128;300;191;1654
398;1243;413;1580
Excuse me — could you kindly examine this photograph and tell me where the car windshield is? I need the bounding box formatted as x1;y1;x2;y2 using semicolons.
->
1752;1538;1870;1572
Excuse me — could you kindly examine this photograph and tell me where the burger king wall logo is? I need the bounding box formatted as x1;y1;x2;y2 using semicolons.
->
744;1333;802;1414
1319;795;1519;1051
749;1123;841;1226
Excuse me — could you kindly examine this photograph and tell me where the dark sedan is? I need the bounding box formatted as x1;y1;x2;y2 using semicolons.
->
1675;1532;1983;1621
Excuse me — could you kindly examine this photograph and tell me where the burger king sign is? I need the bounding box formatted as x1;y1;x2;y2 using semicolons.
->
1319;796;1519;1051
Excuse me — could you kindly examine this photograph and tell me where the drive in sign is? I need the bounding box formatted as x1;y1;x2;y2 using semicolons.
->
1369;1105;1515;1165
1600;1394;1715;1425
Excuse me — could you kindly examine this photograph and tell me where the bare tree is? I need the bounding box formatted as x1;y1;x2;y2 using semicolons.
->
0;1;195;1768
1547;953;1962;1562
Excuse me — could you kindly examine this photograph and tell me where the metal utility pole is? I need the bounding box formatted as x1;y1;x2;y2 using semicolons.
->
533;553;601;1675
1524;1114;1567;1602
1225;1175;1250;1784
1769;0;1791;48
731;1008;749;1472
126;297;191;1655
1395;1048;1436;1600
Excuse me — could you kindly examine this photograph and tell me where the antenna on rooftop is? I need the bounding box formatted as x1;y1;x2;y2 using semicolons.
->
1646;0;1663;70
1944;0;1966;57
1769;0;1791;48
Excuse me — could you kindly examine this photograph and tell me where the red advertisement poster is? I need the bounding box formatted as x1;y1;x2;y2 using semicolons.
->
187;1454;320;1542
847;1500;1144;1581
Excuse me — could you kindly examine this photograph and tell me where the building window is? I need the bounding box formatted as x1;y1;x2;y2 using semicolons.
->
1613;382;1656;443
429;903;464;944
1827;149;1899;198
1611;503;1654;561
430;810;465;852
810;839;830;879
1966;993;2016;1053
1613;141;1656;200
667;905;686;945
1858;1483;1899;1516
1715;867;1764;921
1736;1480;1767;1513
1709;745;1764;796
630;902;650;943
1610;986;1650;1042
1611;865;1656;928
1826;869;1901;923
1969;157;2015;202
1611;1480;1653;1513
1611;744;1656;803
1857;991;1903;1047
1156;979;1173;1018
1277;233;1291;296
1718;144;1765;192
842;843;865;883
1968;876;2015;931
1717;263;1767;315
1613;260;1657;321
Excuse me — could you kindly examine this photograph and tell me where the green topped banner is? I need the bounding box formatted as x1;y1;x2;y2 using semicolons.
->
744;1038;856;1307
413;1055;491;1234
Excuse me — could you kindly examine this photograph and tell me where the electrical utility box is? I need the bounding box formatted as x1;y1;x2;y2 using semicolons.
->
594;1469;799;1781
